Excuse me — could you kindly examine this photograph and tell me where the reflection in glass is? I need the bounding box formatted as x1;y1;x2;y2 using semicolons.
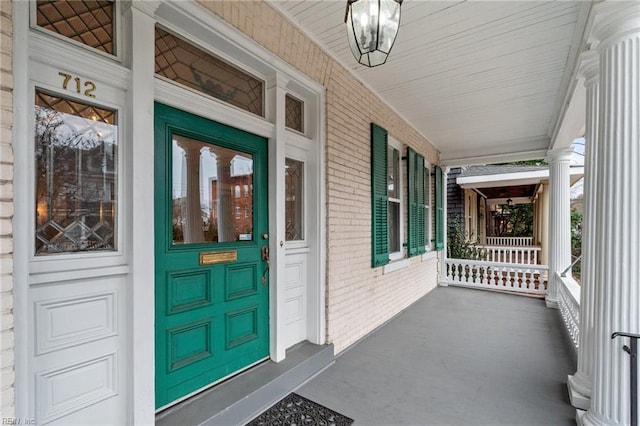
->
172;136;253;244
35;91;117;254
387;147;398;198
387;146;400;253
389;202;400;253
285;158;304;241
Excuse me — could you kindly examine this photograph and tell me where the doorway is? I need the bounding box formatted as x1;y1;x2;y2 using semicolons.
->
154;103;270;408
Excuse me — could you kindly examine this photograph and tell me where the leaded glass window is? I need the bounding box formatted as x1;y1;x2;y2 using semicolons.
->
285;94;304;133
35;90;118;255
285;158;304;241
155;27;264;117
36;0;116;55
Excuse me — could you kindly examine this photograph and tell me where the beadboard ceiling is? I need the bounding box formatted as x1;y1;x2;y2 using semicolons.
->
274;1;592;165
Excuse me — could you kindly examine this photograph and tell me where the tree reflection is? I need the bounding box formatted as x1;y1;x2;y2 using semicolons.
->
34;93;117;254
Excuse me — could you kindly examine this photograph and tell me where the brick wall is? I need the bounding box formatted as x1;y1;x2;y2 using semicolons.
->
198;1;441;354
0;0;13;417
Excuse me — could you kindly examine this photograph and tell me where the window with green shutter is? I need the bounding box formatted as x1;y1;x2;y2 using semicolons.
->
407;148;427;257
435;166;445;250
424;165;432;250
371;123;389;267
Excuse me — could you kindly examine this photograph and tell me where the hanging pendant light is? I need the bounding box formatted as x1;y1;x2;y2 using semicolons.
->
344;0;403;67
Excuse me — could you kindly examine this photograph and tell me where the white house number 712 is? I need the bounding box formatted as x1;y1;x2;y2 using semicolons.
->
58;72;97;98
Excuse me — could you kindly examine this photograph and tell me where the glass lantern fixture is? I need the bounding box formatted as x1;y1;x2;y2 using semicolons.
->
345;0;403;67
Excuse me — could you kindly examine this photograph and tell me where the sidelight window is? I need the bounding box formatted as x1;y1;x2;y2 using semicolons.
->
34;90;118;255
285;158;304;241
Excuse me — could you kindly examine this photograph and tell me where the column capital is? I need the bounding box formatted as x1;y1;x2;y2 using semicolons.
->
590;2;640;50
547;148;573;163
578;50;599;88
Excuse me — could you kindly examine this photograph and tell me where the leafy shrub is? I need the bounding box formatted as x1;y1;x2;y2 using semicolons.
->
447;216;485;260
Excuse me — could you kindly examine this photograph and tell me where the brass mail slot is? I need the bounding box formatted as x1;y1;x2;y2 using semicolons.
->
199;250;237;265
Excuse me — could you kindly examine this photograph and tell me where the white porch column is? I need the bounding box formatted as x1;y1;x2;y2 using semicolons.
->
545;149;572;309
568;51;600;411
439;166;450;286
183;144;204;243
582;4;640;425
538;181;550;266
215;151;235;242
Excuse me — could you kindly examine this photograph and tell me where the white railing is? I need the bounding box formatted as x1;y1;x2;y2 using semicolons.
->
558;272;581;352
486;236;533;246
479;245;541;265
444;258;548;296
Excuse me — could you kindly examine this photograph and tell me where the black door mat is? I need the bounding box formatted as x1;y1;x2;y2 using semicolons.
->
246;392;354;426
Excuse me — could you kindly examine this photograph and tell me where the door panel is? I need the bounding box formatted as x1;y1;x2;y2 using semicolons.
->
283;155;308;349
154;103;269;408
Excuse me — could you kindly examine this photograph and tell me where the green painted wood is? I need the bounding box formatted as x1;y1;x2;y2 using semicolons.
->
371;123;389;267
407;147;418;257
407;148;427;257
416;154;426;255
154;103;269;408
435;166;444;250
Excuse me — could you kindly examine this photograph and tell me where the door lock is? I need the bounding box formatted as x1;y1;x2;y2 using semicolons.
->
261;246;270;285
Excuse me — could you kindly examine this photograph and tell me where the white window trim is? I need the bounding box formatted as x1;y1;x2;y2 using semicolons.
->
27;65;128;275
383;258;410;274
388;136;404;262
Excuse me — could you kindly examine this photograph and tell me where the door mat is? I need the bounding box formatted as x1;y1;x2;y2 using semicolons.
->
246;392;354;426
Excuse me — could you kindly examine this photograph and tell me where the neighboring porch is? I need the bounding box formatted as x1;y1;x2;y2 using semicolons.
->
449;164;584;267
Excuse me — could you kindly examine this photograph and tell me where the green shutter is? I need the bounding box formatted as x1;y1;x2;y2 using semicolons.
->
435;166;444;250
416;154;426;254
407;148;417;257
407;148;427;257
371;123;389;267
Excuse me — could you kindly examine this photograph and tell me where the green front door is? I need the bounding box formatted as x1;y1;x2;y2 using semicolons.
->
154;103;270;408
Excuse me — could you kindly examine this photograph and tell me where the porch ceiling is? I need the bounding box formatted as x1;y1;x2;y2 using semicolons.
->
274;1;591;165
479;184;537;200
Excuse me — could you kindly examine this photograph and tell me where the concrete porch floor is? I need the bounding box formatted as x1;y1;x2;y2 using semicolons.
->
296;286;577;425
